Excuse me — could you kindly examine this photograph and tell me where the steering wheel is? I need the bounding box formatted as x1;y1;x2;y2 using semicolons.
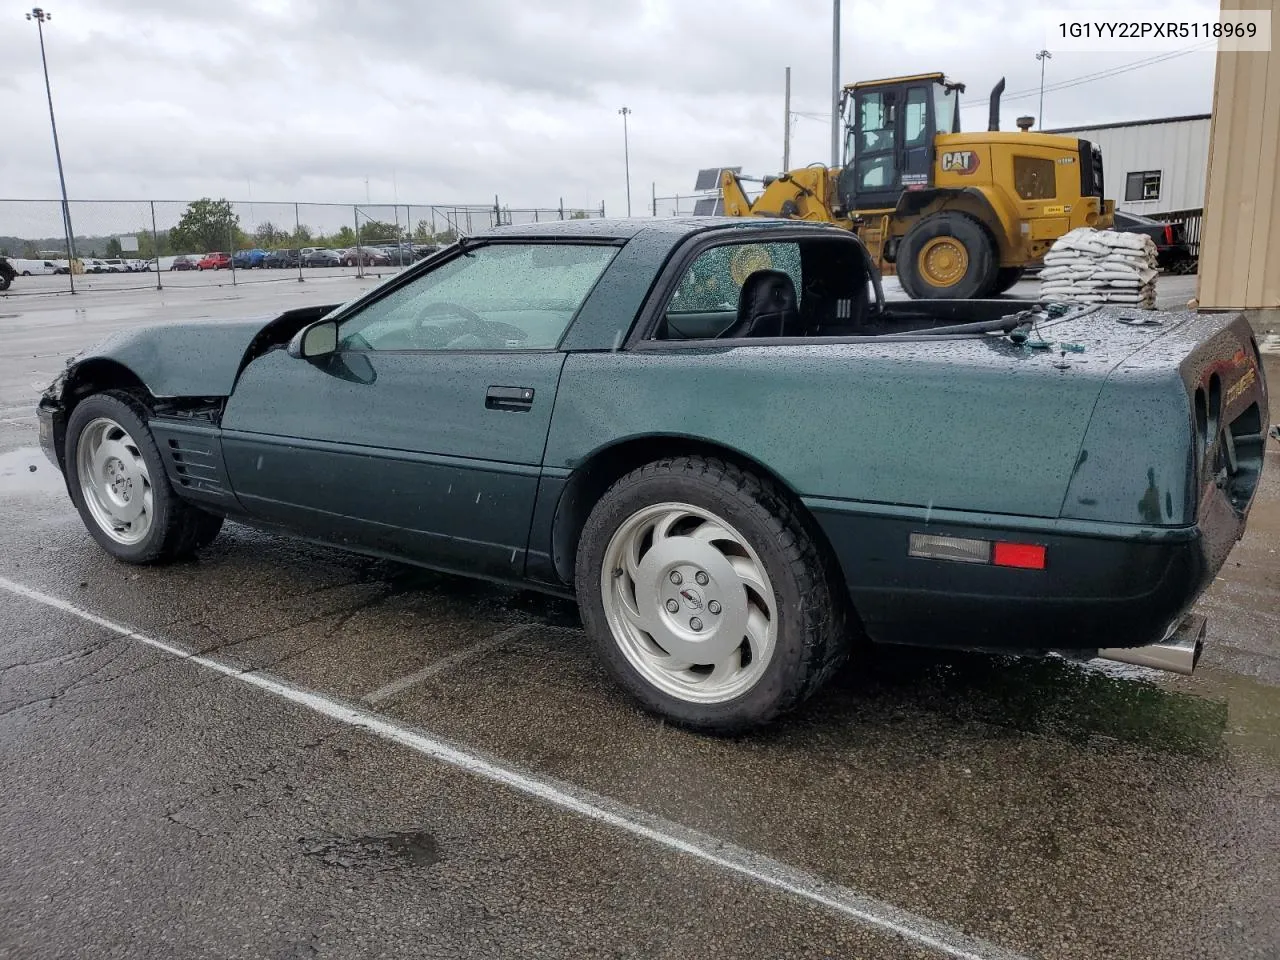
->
412;301;529;349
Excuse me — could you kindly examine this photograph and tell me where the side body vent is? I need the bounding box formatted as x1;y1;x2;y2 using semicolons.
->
148;420;235;508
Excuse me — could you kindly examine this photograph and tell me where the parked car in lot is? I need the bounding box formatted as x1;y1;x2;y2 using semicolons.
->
1112;211;1196;273
340;247;392;267
263;249;301;269
197;252;231;271
8;258;62;276
35;218;1270;732
170;255;200;271
371;243;420;266
302;248;342;268
232;248;268;269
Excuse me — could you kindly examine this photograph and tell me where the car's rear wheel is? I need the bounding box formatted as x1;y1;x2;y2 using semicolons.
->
66;391;223;564
575;456;849;733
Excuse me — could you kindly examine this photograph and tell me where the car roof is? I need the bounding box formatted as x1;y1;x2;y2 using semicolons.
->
482;215;850;242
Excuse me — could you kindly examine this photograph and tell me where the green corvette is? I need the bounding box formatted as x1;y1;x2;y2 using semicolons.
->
37;218;1269;731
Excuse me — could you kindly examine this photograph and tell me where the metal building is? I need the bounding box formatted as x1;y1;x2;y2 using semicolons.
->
1047;115;1212;217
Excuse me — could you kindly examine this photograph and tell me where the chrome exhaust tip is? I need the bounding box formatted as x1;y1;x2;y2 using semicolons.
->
1095;614;1206;676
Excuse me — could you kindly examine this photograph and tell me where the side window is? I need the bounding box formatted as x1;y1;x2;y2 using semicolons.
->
337;243;617;351
903;87;929;146
1013;156;1057;200
663;242;802;339
1124;170;1162;202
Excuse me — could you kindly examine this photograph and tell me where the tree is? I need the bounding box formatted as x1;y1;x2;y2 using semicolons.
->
290;224;314;246
570;210;589;220
358;220;401;244
253;221;286;248
21;241;40;259
327;226;357;248
105;237;123;257
169;198;240;254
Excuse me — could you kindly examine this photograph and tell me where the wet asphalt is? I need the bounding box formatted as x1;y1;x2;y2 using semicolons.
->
0;277;1277;960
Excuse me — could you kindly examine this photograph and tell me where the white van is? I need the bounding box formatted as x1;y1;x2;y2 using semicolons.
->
9;259;61;276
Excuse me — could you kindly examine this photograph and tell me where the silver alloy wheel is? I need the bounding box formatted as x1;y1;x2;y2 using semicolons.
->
75;416;155;546
600;501;778;704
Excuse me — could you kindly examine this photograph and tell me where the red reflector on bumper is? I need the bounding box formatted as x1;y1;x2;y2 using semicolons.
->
992;542;1046;569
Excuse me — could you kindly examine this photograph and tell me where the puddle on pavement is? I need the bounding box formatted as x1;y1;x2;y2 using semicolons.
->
0;447;63;497
298;829;441;872
799;646;1233;758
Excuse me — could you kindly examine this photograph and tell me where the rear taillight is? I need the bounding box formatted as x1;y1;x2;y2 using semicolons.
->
1163;224;1174;246
908;534;1047;570
993;542;1047;570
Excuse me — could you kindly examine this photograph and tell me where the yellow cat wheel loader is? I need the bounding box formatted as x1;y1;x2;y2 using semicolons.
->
720;73;1115;299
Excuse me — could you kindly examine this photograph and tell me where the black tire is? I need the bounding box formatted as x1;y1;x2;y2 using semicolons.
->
0;275;10;291
21;271;31;277
193;513;225;548
65;391;222;564
575;456;850;733
987;266;1025;297
897;212;997;300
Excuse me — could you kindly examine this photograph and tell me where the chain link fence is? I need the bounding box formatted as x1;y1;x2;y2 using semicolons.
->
651;189;722;218
0;196;605;296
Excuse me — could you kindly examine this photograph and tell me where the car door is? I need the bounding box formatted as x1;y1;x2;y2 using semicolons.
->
219;239;621;580
842;81;936;210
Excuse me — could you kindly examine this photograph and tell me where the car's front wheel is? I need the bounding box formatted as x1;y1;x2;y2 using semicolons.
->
65;391;223;564
576;456;849;733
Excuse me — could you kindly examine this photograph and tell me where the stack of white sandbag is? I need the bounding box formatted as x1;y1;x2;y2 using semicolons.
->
1039;227;1159;308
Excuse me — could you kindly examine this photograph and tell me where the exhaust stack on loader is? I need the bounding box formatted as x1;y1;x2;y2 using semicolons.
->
988;76;1006;132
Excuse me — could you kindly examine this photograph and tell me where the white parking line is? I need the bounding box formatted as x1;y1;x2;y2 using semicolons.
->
362;623;532;704
0;575;1028;960
1258;333;1280;355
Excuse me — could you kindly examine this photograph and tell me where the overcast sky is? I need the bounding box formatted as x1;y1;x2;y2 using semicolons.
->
3;0;1222;219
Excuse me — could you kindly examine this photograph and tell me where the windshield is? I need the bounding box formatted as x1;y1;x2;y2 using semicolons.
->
1118;211;1161;225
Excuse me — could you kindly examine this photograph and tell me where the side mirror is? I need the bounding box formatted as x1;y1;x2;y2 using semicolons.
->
287;319;338;359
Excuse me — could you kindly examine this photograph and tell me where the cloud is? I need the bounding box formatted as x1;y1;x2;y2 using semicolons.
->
2;0;1220;224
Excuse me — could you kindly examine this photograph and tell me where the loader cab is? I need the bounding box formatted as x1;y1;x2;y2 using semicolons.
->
837;73;963;212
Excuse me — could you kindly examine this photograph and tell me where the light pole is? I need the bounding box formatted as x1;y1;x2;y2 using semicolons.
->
1035;49;1052;130
783;66;792;171
830;0;841;168
618;106;632;217
27;7;77;289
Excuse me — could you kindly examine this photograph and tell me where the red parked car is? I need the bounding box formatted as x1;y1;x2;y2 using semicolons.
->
197;252;231;271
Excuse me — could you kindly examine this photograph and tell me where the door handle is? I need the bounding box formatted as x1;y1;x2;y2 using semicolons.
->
485;385;535;412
